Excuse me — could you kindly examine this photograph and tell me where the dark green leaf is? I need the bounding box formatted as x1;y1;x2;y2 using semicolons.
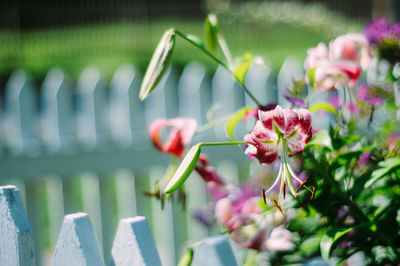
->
226;107;255;140
308;102;338;116
204;14;219;51
139;29;176;100
164;144;201;193
320;227;352;261
365;157;400;188
306;130;333;151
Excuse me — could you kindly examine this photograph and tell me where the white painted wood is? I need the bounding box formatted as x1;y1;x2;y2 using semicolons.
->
277;57;304;107
191;235;238;266
109;216;161;266
212;66;244;140
53;212;104;266
4;70;39;155
109;65;136;147
245;63;273;106
0;185;35;266
76;67;108;149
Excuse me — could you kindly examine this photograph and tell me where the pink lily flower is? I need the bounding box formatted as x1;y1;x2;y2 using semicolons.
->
304;42;329;71
244;105;312;199
329;33;372;71
149;117;197;157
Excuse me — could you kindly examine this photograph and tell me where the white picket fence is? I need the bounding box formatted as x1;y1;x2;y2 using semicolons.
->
0;58;326;265
0;185;239;266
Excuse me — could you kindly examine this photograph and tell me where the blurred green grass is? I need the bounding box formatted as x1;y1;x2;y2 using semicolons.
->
0;18;360;79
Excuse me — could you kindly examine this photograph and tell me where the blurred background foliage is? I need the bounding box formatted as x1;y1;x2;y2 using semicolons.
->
0;0;398;81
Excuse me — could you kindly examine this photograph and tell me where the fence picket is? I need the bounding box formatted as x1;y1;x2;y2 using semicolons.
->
0;185;35;266
53;212;104;266
277;57;304;107
109;65;136;147
4;70;39;155
109;216;161;266
41;68;75;153
212;66;244;140
76;67;107;149
245;64;273;106
191;235;238;266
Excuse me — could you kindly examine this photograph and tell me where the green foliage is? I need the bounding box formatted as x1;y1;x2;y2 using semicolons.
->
164;144;201;193
204;14;219;52
139;29;176;100
308;102;338;116
226;107;255;141
320;227;353;261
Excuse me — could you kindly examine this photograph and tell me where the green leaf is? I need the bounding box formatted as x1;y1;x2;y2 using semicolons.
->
139;29;176;100
164;144;201;193
307;67;316;88
306;130;333;151
365;157;400;188
320;227;352;261
177;248;194;266
204;14;219;51
226;107;255;140
308;102;338;116
233;61;252;85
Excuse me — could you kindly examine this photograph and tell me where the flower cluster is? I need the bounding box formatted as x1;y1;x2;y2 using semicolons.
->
305;33;372;92
200;178;295;252
142;14;400;264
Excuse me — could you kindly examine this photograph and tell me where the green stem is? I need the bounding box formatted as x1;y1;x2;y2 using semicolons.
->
199;141;247;147
218;35;233;68
196;115;231;134
304;90;315;104
175;30;261;107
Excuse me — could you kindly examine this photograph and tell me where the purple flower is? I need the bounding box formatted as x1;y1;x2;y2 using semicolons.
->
364;18;400;44
364;19;391;45
283;91;308;108
355;84;382;107
358;151;370;167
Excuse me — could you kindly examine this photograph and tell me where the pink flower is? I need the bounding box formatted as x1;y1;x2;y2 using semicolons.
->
329;33;372;71
149;117;197;157
313;61;360;92
265;227;295;251
215;196;262;231
244;105;312;199
244;106;312;165
304;34;372;92
304;43;329;71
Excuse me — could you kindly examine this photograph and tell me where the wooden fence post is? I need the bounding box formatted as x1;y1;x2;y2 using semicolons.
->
0;185;35;266
53;212;104;266
191;235;238;266
109;216;161;266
